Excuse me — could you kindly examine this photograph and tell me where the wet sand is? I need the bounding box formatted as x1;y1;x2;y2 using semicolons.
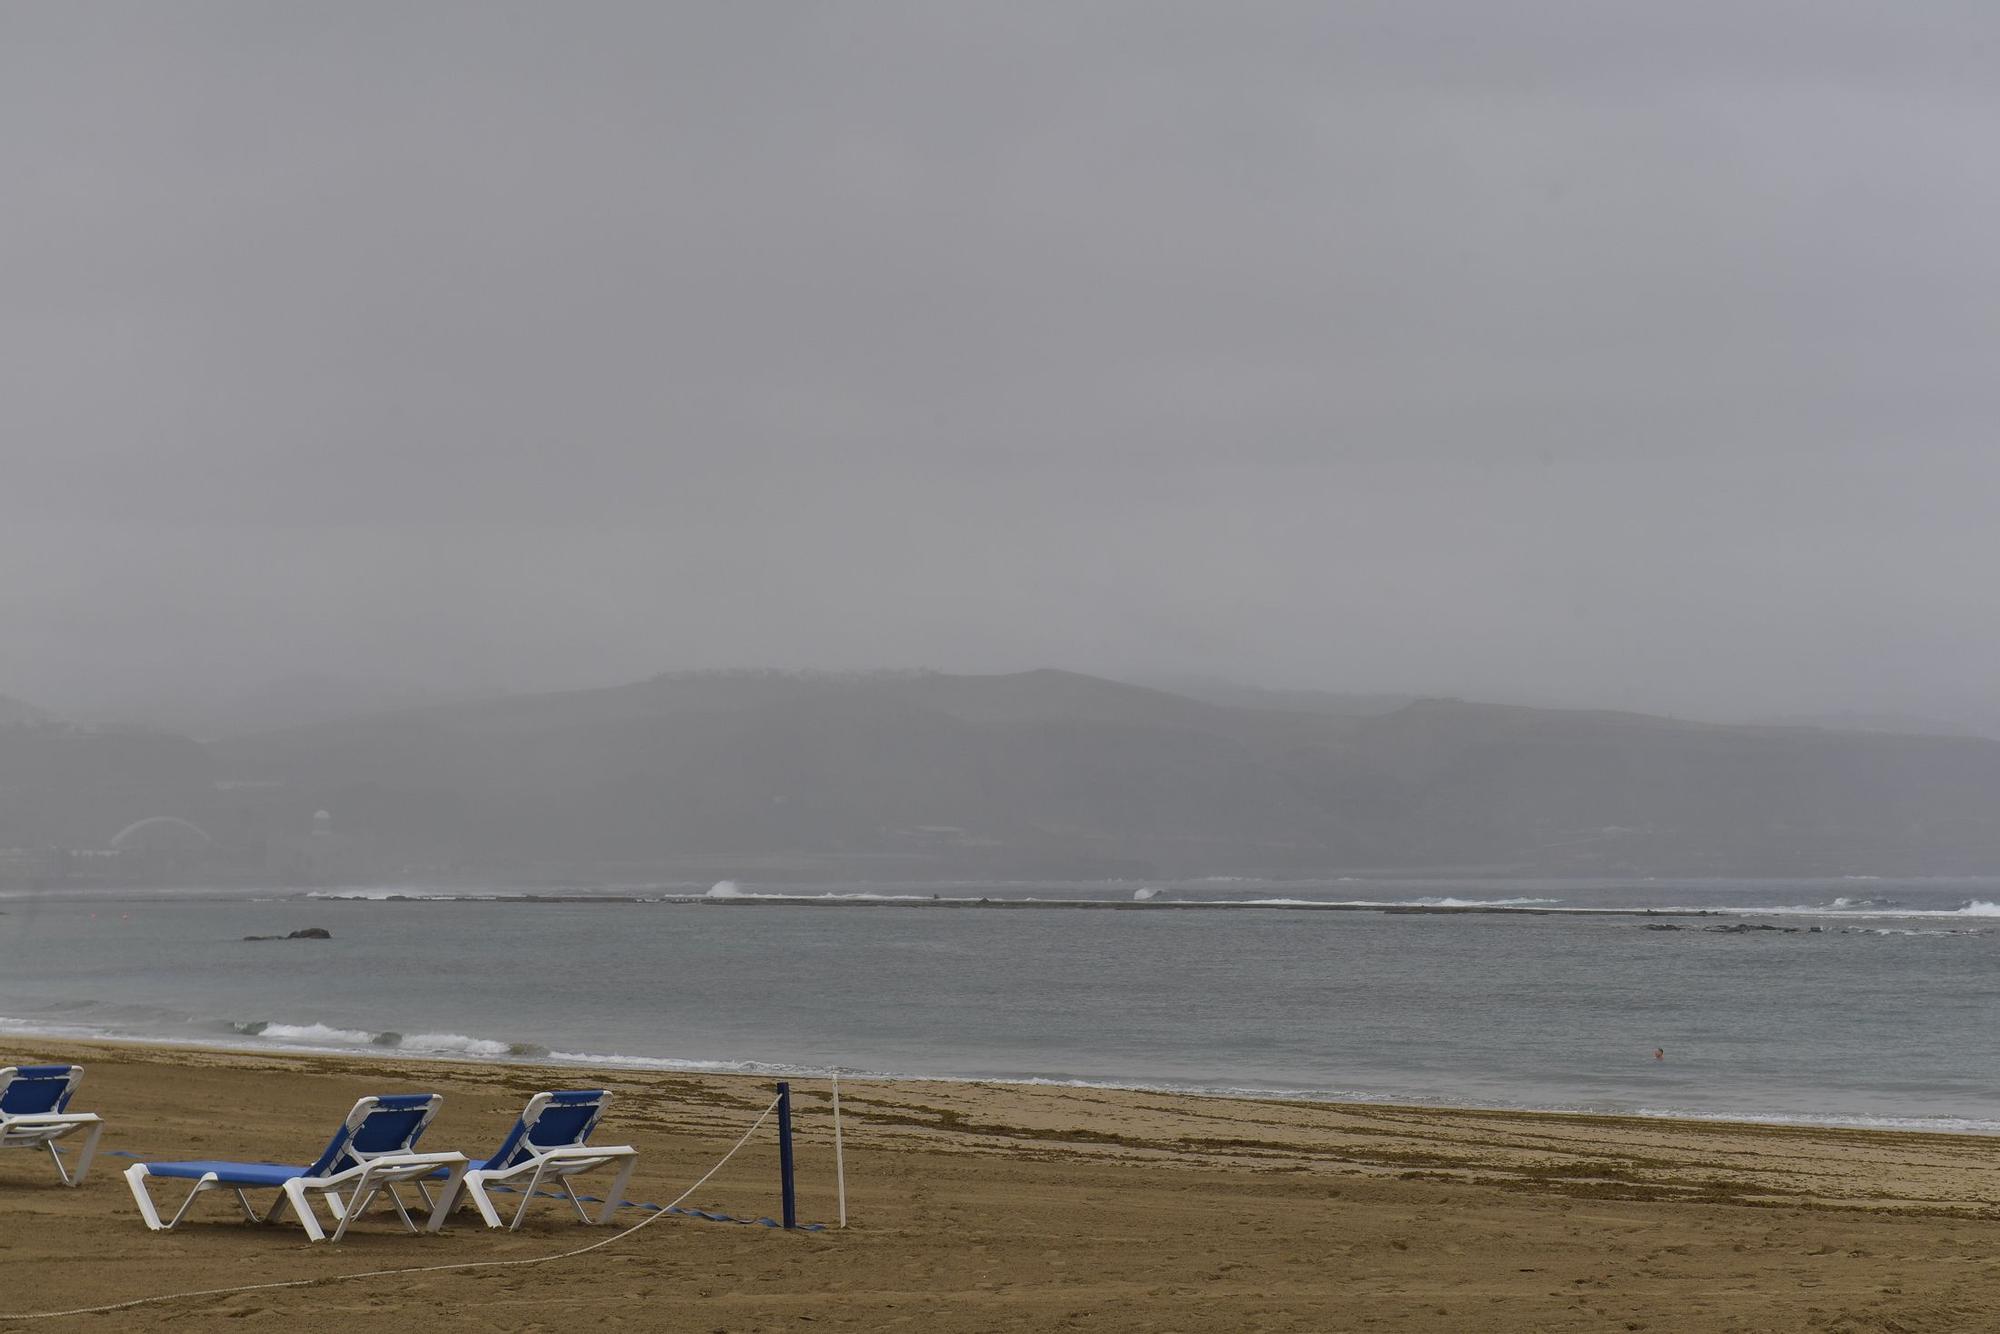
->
3;1039;1998;1331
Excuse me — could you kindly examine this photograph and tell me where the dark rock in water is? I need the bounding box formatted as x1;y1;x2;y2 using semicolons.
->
1704;922;1799;934
1642;924;1684;931
242;926;333;941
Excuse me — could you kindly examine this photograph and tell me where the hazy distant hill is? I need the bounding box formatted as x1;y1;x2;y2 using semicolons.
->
1334;699;2000;873
1123;675;1417;718
203;669;2000;877
1749;711;1998;740
0;693;52;727
81;674;493;740
213;670;1369;874
0;721;218;849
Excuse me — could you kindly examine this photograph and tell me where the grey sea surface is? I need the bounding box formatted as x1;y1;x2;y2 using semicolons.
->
2;878;1995;1132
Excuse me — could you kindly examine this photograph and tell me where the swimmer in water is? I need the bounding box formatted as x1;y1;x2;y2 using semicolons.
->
1653;1048;1665;1061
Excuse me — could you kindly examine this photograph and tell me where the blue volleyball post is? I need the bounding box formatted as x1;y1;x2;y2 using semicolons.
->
776;1081;798;1230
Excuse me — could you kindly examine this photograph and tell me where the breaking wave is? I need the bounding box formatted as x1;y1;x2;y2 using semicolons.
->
1706;898;2000;920
228;1020;546;1058
1232;896;1561;909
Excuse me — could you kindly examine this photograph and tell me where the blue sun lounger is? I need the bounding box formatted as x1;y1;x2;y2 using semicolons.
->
0;1065;105;1187
124;1094;467;1242
454;1089;639;1230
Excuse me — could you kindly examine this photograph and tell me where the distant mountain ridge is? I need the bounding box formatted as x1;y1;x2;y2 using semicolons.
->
1748;711;1999;740
10;668;2000;877
0;693;53;727
1122;675;1417;718
204;669;2000;878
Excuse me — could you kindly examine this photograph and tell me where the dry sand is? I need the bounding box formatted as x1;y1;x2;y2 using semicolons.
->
3;1039;1999;1331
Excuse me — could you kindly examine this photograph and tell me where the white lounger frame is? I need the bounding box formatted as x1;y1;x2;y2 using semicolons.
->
0;1065;105;1187
126;1151;469;1242
124;1096;468;1243
460;1092;639;1230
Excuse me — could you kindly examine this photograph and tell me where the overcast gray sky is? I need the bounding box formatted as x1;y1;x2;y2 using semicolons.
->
4;2;1998;724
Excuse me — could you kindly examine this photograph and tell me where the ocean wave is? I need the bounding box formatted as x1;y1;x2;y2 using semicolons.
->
232;1020;376;1045
224;1019;547;1058
1702;899;2000;920
1627;1107;2000;1135
5;1008;1995;1135
1843;926;1987;937
399;1031;547;1058
305;889;489;901
1227;896;1562;910
699;884;942;902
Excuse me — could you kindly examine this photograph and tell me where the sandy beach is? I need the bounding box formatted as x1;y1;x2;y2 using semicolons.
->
2;1040;1997;1331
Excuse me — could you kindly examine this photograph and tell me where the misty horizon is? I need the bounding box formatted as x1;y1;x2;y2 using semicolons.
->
8;4;2000;727
16;664;2000;744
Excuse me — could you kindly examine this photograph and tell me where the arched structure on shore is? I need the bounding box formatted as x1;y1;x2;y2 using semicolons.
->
109;816;215;851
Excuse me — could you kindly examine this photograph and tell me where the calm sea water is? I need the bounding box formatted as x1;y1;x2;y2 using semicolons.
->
2;877;1995;1132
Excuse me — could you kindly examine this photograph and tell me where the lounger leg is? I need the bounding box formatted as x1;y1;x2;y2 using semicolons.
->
426;1176;464;1224
599;1155;638;1225
166;1175;219;1230
511;1160;555;1231
284;1180;329;1243
266;1189;294;1227
425;1162;468;1234
46;1142;71;1187
125;1164;167;1231
231;1188;267;1223
69;1120;104;1187
561;1176;594;1223
458;1171;505;1229
333;1183;378;1244
384;1184;417;1232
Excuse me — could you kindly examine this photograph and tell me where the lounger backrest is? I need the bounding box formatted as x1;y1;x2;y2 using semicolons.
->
305;1094;442;1177
0;1065;82;1117
486;1090;611;1171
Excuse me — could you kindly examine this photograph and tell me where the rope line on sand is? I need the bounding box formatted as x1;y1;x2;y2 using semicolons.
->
0;1094;785;1323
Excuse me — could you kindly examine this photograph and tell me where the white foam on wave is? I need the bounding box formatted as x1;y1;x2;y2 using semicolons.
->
1629;1106;2000;1135
1238;897;1345;907
246;1021;377;1044
695;885;941;902
546;1049;803;1076
1228;896;1560;910
1846;927;1986;937
1704;898;2000;920
398;1031;517;1057
1411;896;1560;908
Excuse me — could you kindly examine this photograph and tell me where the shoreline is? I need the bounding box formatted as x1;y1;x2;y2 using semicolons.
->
3;1038;1998;1330
6;1031;1994;1140
26;1034;2000;1158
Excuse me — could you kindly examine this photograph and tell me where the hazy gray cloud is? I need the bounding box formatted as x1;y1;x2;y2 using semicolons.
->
5;2;1999;721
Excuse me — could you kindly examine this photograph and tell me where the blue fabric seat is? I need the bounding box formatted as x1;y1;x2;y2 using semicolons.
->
124;1093;467;1242
449;1090;640;1230
0;1064;105;1187
140;1160;310;1186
